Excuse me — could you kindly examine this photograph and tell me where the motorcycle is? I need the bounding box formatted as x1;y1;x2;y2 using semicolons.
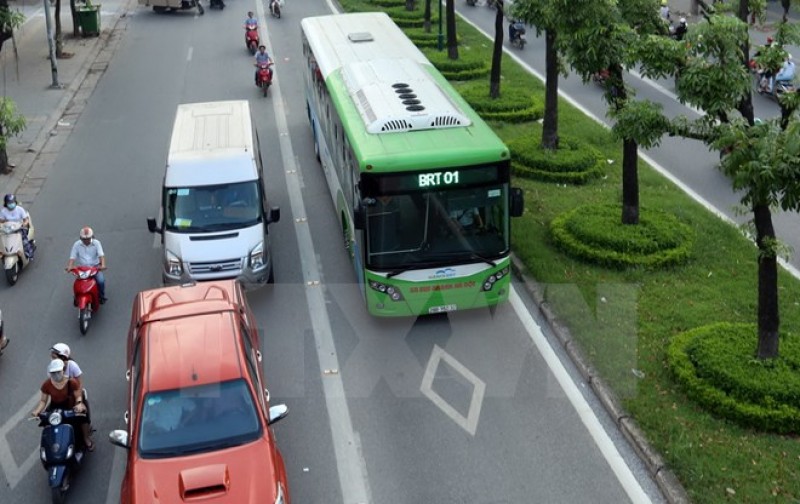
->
69;266;101;335
269;0;281;18
32;407;90;504
1;220;36;286
466;0;476;5
245;23;259;54
510;23;527;50
256;62;274;97
753;67;796;102
209;0;224;10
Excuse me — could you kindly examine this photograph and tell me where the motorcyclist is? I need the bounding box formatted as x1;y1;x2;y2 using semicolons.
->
672;17;688;41
31;359;94;451
659;0;670;21
65;226;107;303
771;53;796;93
244;10;258;29
269;0;281;15
0;194;34;261
508;20;524;44
254;45;274;85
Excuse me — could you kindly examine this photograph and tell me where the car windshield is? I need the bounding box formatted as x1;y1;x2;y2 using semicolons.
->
364;185;510;270
164;181;261;232
138;379;262;458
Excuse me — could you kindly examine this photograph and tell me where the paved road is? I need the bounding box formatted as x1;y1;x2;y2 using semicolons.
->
0;1;669;503
459;3;800;275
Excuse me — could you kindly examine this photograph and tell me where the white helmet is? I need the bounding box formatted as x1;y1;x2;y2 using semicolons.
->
79;226;94;239
51;343;71;359
680;17;686;24
48;359;65;373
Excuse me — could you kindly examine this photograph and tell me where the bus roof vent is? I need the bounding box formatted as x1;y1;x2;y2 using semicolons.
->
342;58;471;134
348;31;374;43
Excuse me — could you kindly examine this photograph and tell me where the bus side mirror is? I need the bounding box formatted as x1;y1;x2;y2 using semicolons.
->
354;205;366;230
147;218;161;234
268;207;281;224
510;187;524;217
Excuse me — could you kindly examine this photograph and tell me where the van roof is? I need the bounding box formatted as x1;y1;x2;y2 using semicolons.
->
166;101;258;186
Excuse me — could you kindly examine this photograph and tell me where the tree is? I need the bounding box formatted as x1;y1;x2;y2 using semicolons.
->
557;0;668;224
446;0;458;59
0;0;24;55
488;0;504;98
512;0;562;150
423;0;432;33
0;99;27;174
636;0;800;358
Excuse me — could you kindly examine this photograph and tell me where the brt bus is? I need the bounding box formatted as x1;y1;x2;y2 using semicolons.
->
300;12;524;317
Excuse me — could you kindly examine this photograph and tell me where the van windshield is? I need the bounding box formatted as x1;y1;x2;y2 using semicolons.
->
164;181;262;232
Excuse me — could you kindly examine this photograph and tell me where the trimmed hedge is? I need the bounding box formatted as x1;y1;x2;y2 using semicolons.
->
668;323;800;434
457;81;544;123
404;28;455;48
508;136;603;184
550;203;694;268
423;48;490;80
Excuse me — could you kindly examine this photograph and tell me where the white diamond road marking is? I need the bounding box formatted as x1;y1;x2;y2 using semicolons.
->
420;345;486;436
0;393;44;489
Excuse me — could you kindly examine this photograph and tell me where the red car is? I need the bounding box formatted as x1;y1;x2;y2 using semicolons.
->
109;280;290;503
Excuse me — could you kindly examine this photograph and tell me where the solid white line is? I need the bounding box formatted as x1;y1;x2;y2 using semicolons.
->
186;46;193;62
258;1;372;503
509;287;652;504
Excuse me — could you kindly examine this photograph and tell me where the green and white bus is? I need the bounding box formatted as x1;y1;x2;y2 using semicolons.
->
301;12;524;317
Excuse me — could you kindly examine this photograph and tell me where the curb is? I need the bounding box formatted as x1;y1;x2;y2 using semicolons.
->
6;0;138;205
509;253;692;504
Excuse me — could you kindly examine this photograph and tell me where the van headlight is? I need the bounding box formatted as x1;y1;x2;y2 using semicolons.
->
165;250;183;276
249;242;265;270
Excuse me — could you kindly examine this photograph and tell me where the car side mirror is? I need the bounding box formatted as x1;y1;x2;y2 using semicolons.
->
268;404;289;425
509;187;524;217
146;217;161;234
109;429;130;449
268;207;280;224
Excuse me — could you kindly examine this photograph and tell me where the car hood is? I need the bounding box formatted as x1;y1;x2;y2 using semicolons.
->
165;224;263;263
131;440;281;503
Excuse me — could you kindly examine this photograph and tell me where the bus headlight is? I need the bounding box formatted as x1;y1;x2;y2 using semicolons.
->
482;267;510;291
249;242;265;269
369;281;404;301
165;251;183;276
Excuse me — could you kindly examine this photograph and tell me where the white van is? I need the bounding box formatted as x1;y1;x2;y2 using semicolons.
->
147;100;280;288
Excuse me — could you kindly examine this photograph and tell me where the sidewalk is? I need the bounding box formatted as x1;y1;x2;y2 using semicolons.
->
0;0;135;206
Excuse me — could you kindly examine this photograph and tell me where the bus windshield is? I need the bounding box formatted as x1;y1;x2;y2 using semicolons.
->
364;184;510;270
164;181;262;233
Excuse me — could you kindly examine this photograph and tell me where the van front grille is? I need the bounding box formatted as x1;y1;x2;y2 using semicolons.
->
188;258;243;275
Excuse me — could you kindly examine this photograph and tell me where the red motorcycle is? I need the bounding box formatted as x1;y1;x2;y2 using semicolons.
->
69;266;101;335
245;23;259;55
256;62;274;97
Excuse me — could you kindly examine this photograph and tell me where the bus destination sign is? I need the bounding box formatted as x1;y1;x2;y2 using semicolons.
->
366;165;507;194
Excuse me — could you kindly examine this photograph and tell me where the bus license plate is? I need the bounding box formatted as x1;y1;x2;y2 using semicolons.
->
429;304;457;314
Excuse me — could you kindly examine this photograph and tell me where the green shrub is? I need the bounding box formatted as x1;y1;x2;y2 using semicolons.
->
423;48;490;80
550;203;695;268
457;82;544;123
405;28;451;48
508;136;603;184
668;323;800;434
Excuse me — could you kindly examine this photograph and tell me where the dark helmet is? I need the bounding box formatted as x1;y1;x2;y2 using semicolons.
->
3;194;16;208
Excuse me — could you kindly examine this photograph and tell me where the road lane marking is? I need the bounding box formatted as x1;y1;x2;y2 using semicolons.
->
509;287;652;504
105;443;127;504
420;345;486;435
0;393;44;489
187;46;193;62
258;1;373;502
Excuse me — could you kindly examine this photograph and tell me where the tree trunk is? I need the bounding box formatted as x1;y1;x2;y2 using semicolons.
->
0;124;8;174
753;203;780;359
405;0;415;11
446;0;458;60
55;0;64;57
424;0;431;33
781;0;790;22
541;29;559;151
621;138;640;224
489;1;503;98
70;0;79;38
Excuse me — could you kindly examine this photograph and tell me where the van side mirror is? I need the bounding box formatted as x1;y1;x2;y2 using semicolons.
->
268;404;289;425
146;218;161;234
268;207;280;224
509;187;524;217
108;429;130;449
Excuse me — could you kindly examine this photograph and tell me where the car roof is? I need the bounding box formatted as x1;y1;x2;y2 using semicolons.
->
134;281;250;393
